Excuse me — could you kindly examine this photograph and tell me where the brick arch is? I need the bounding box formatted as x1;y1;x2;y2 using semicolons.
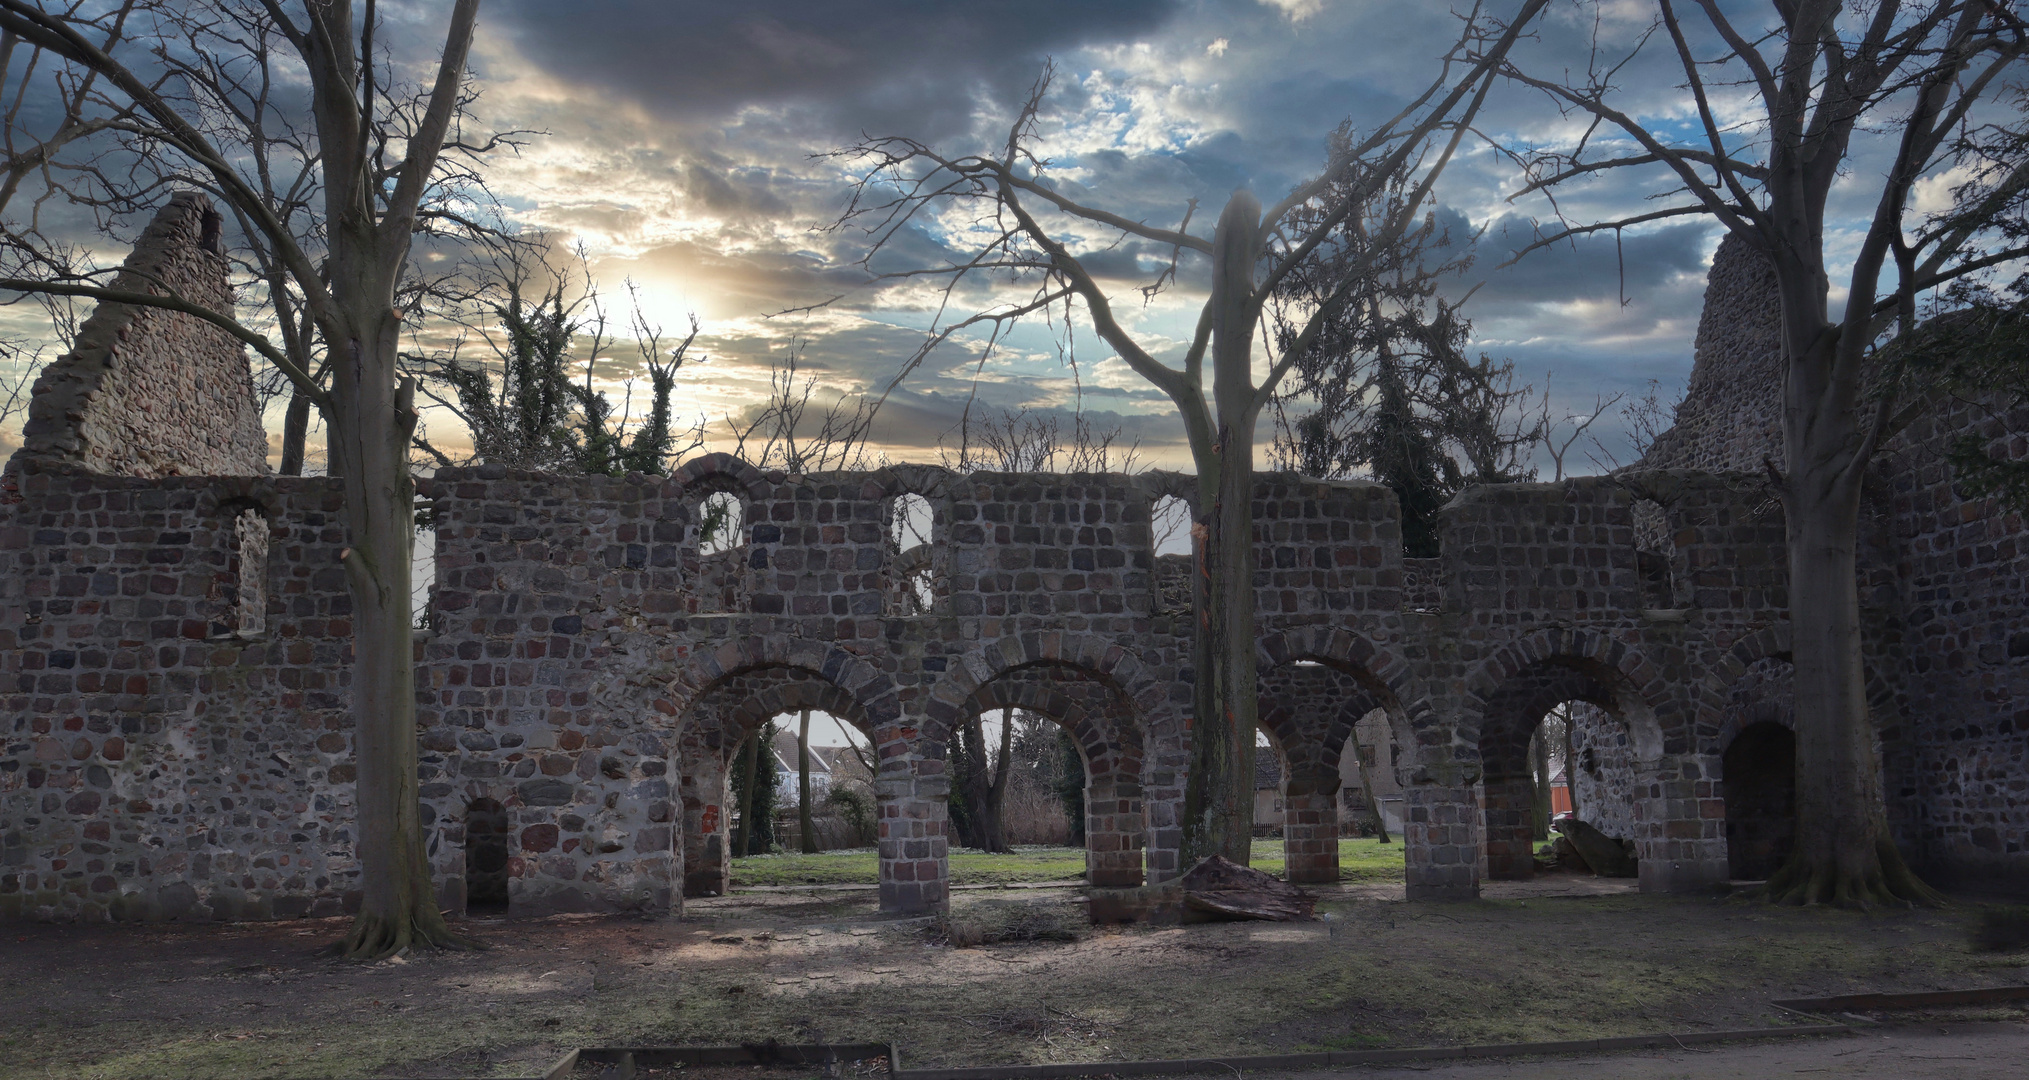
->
1695;623;1900;755
964;667;1148;886
871;462;955;500
668;451;771;499
1463;628;1670;764
964;671;1143;787
718;670;878;742
1255;625;1418;769
925;632;1176;748
666;635;898;734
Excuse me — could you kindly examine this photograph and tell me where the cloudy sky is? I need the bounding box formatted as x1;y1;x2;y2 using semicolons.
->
419;0;1753;474
3;0;1947;474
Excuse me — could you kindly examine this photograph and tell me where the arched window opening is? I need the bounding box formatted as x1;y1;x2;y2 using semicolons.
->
699;490;744;556
694;490;746;613
465;798;510;915
1631;497;1675;609
1150;494;1192;613
886;491;936;615
1724;721;1796;880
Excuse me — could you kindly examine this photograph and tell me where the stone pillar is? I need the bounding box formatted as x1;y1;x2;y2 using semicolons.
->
678;738;732;898
1480;775;1538;880
1636;757;1729;893
876;722;950;914
1404;783;1480;900
1282;789;1340;884
1084;777;1145;887
1140;744;1189;883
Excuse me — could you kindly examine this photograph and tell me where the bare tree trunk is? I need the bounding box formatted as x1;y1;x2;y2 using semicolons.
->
732;730;761;859
331;308;459;957
1183;191;1265;867
279;390;311;475
1767;399;1938;905
1354;748;1390;845
1531;729;1551;842
798;709;818;854
1563;712;1578;819
984;706;1013;853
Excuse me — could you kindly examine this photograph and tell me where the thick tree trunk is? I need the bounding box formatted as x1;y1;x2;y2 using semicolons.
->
331;310;466;958
1182;191;1265;867
1763;293;1941;906
1766;464;1939;905
1531;730;1551;841
732;729;761;859
798;710;818;854
984;707;1013;853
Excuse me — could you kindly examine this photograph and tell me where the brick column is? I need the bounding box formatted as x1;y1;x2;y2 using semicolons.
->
1282;790;1340;883
1085;778;1145;886
1636;757;1729;893
1480;775;1538;880
678;742;731;898
876;721;950;913
1404;783;1480;900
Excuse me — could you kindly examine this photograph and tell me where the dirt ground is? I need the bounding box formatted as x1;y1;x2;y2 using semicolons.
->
3;875;2025;1079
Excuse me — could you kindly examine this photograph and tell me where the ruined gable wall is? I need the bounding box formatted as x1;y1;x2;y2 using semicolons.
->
1639;234;1784;473
15;193;269;478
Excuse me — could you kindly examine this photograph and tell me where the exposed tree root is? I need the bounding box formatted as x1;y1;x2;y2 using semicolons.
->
328;906;485;961
1761;837;1946;909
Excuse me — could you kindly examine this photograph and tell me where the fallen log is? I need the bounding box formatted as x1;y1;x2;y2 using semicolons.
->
1554;817;1638;878
1178;855;1316;922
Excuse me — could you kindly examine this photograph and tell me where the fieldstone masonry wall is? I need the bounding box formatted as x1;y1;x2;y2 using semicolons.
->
4;196;2027;923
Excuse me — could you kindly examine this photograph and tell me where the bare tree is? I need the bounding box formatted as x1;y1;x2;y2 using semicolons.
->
821;1;1549;863
939;406;1142;475
0;0;489;953
727;340;878;473
1500;0;2029;905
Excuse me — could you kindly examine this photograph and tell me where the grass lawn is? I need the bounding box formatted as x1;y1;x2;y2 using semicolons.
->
730;837;1406;886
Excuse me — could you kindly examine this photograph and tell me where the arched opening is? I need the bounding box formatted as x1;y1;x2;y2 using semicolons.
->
693;489;746;612
1476;658;1657;881
965;662;1147;887
1256;656;1413;884
1724;721;1796;880
886;490;936;614
672;665;878;898
464;798;510;915
1150;494;1192;614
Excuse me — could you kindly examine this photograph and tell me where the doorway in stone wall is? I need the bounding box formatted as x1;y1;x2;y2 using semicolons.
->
1724;721;1796;880
465;798;510;915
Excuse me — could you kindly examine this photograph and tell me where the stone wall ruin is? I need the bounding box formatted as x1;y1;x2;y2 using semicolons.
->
2;197;2025;924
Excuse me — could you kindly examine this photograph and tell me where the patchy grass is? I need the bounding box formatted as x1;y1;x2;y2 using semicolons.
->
732;839;1405;888
1249;837;1407;883
3;889;2022;1078
731;845;1088;887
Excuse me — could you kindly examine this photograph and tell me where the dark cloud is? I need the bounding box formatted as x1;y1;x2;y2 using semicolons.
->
488;1;1181;139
